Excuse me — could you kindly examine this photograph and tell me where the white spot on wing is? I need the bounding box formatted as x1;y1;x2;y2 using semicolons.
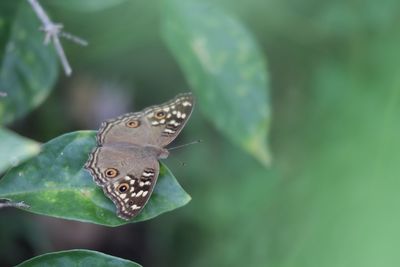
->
143;172;153;177
164;128;175;134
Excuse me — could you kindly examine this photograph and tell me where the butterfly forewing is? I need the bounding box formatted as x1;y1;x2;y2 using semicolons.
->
96;93;194;147
143;93;194;147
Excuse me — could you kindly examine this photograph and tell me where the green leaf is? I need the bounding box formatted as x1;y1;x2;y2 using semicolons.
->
0;128;40;174
162;0;271;166
0;2;58;125
0;131;191;226
46;0;129;12
16;249;141;267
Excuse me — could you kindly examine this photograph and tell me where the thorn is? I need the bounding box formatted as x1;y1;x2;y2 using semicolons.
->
60;31;88;46
27;0;87;76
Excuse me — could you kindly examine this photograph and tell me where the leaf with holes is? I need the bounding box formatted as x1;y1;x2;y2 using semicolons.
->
162;0;271;166
0;128;40;174
0;2;58;125
0;131;191;226
16;249;141;267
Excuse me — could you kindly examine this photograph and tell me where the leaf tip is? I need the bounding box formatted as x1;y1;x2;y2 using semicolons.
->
252;145;272;168
244;127;272;168
183;193;192;205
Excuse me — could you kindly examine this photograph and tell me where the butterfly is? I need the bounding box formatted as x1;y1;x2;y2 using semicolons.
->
85;93;194;220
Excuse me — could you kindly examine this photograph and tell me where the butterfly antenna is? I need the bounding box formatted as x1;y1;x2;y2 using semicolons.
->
168;140;202;167
173;158;187;167
168;139;203;151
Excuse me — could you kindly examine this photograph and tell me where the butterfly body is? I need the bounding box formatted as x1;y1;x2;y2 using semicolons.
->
85;93;194;220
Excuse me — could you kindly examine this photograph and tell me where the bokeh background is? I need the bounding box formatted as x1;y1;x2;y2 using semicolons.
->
1;0;400;266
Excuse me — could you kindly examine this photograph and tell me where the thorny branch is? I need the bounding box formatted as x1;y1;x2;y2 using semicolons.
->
0;199;30;209
27;0;88;76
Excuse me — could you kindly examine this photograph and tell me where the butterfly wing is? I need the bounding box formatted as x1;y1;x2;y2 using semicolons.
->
143;92;195;147
97;92;194;147
85;145;133;186
85;145;159;220
86;93;194;220
104;163;159;220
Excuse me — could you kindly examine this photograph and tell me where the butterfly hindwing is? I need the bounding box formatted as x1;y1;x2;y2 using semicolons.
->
85;144;160;220
104;165;159;220
85;146;132;186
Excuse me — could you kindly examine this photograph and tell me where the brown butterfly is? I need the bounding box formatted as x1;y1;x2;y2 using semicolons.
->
85;93;194;220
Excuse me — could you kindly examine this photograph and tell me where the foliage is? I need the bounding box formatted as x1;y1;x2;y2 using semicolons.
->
46;0;129;12
16;249;141;267
0;1;58;125
1;0;399;266
162;0;270;165
0;131;190;226
0;128;40;174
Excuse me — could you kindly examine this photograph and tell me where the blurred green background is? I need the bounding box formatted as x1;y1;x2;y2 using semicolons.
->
1;0;400;266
